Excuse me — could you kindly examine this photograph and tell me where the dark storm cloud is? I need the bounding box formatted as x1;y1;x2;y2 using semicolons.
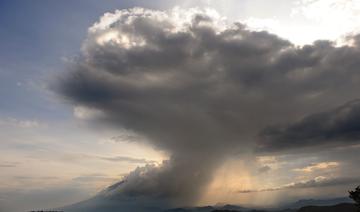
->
258;99;360;152
55;7;360;206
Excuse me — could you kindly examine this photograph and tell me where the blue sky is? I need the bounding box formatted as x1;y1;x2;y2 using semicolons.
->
0;0;183;120
0;2;171;211
0;0;131;120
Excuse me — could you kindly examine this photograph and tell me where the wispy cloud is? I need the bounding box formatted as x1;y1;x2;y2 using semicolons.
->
98;133;144;144
108;134;141;143
72;173;117;183
238;176;359;193
96;156;156;164
0;161;19;168
73;106;104;120
293;161;339;172
257;165;271;174
0;118;44;128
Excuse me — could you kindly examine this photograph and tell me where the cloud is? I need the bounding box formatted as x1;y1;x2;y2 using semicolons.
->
294;0;360;31
60;152;156;165
108;134;142;143
97;133;146;145
0;162;19;168
73;106;104;120
20;146;155;165
258;100;360;152
293;161;339;173
280;0;360;45
97;155;156;164
55;7;360;208
282;176;358;189
0;118;43;128
257;165;271;174
238;176;359;193
72;174;117;184
98;161;212;203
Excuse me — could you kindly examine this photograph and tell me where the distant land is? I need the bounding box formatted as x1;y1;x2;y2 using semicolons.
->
57;196;356;212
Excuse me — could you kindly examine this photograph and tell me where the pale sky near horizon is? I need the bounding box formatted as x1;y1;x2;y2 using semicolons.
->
1;1;360;212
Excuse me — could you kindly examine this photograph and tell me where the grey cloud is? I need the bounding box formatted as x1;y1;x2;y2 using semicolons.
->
257;165;271;174
238;176;359;193
83;153;156;165
72;174;117;183
283;177;359;189
0;162;19;168
14;176;58;180
55;7;360;207
258;99;360;152
109;134;141;143
23;146;154;165
98;159;215;204
65;153;155;164
0;118;42;128
98;156;156;164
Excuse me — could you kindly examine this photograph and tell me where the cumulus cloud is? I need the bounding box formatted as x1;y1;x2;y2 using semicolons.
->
55;7;360;208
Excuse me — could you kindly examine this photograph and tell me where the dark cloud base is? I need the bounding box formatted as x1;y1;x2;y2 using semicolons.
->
259;99;360;152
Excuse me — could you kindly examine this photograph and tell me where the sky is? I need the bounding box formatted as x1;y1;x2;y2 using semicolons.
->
1;0;360;211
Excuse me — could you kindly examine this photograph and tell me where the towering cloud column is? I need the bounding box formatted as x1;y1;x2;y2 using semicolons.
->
56;7;360;208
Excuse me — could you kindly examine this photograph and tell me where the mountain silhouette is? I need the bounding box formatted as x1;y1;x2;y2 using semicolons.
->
297;203;357;212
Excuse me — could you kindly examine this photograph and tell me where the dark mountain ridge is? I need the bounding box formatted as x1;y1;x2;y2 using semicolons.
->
59;193;355;212
212;203;357;212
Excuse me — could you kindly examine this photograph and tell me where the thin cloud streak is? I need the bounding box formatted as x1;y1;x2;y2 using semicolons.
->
0;162;19;168
293;162;339;173
238;176;360;193
97;156;156;164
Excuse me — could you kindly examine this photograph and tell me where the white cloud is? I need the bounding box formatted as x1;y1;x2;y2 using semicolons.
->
293;0;360;41
242;0;360;45
293;0;360;24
